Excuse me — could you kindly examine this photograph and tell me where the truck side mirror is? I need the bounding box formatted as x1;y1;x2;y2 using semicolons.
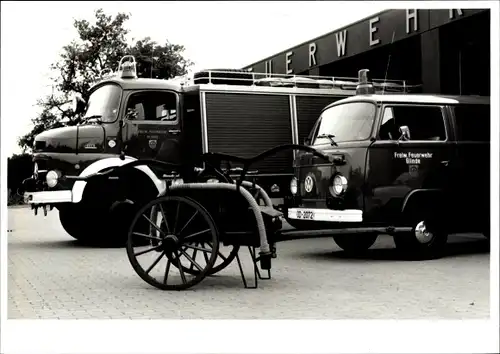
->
125;108;138;120
398;125;411;141
120;108;138;128
72;95;86;115
71;95;87;114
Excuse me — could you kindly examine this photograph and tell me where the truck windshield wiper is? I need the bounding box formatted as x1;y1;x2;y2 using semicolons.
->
81;115;103;124
316;134;338;146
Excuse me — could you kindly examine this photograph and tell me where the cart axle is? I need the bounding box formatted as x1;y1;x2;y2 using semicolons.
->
276;226;414;242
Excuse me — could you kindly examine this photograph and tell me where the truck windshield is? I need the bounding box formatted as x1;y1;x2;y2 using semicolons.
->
312;102;376;145
83;84;122;123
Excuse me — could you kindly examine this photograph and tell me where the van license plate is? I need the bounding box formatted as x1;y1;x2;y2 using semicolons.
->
296;210;315;220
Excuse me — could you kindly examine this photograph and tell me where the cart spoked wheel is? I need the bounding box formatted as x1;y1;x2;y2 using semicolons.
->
126;195;219;290
150;204;240;276
167;242;240;276
167;170;240;276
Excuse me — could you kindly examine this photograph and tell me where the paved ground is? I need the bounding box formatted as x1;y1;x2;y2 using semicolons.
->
7;206;490;319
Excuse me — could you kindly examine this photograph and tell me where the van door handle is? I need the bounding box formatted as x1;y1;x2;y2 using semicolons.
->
168;129;181;135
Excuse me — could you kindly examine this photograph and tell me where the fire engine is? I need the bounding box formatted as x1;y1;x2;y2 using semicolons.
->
22;55;415;245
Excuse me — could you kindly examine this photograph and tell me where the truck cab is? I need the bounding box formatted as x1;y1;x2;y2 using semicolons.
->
285;70;490;259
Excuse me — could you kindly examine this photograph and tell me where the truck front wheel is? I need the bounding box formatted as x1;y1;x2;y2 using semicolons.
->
58;206;103;244
58;204;135;247
59;170;159;246
58;206;88;242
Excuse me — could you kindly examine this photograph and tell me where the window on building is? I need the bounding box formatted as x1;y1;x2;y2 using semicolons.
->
453;104;490;142
125;91;178;123
378;105;446;141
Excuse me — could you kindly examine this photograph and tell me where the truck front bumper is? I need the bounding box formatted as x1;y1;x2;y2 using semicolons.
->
24;190;73;204
21;176;73;205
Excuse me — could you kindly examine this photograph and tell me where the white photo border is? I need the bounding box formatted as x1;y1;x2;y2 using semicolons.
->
1;1;498;353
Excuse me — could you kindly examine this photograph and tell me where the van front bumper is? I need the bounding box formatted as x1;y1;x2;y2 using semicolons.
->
287;207;363;223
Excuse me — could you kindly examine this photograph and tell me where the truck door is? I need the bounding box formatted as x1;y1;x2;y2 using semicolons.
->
365;104;455;224
122;90;182;164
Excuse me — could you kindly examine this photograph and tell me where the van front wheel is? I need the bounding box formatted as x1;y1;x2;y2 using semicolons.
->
333;233;378;254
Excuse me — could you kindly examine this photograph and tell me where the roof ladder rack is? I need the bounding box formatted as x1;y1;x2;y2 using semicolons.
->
190;69;421;93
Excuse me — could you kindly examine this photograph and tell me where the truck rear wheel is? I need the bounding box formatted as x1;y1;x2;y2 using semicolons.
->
333;233;378;254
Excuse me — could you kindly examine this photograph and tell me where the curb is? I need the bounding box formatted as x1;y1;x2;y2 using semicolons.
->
7;204;30;209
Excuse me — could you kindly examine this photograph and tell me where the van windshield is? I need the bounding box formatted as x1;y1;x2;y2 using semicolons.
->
312;102;376;145
84;84;122;123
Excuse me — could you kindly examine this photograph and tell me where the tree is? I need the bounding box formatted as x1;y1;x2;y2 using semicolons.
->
7;153;33;205
18;8;193;152
128;37;192;80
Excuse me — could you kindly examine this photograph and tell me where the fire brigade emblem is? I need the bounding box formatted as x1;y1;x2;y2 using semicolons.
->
409;164;419;177
304;175;314;193
148;139;157;149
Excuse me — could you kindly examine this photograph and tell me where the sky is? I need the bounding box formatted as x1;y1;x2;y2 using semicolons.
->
0;1;388;157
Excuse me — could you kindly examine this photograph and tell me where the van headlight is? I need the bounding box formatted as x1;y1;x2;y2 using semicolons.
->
290;177;298;195
46;170;59;188
330;174;348;196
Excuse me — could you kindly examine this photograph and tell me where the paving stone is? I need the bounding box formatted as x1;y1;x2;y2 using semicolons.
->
7;207;490;319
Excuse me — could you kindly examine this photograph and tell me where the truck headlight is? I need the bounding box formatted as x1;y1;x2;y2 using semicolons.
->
46;170;59;188
33;163;39;179
172;178;184;186
290;177;298;195
331;174;348;196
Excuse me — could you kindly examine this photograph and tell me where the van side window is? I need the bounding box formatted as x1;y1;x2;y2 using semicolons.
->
379;105;446;141
126;91;178;123
453;104;490;142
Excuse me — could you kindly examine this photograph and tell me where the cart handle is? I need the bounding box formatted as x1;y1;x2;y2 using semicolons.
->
201;144;331;183
65;145;329;183
201;144;329;165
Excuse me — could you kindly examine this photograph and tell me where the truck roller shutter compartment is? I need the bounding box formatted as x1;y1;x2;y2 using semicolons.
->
205;92;293;174
295;95;343;145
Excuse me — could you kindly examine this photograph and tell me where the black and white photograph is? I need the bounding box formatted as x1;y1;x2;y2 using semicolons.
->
1;1;499;353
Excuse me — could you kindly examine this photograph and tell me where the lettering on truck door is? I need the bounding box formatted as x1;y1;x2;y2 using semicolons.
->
122;90;182;164
365;104;454;223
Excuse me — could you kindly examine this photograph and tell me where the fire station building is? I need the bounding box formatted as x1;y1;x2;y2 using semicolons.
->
243;9;490;96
